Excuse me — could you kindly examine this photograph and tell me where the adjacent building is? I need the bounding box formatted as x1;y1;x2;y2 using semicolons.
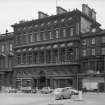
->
0;31;14;89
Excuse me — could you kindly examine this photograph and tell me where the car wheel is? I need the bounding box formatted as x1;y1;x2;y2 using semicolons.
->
69;94;72;99
60;95;64;100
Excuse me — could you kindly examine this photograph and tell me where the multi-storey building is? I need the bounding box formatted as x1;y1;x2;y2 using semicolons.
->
0;31;14;89
81;29;105;92
11;4;102;90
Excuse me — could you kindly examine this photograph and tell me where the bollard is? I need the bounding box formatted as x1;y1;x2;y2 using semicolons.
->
78;90;83;100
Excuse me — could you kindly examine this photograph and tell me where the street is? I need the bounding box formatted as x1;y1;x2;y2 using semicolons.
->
0;92;105;105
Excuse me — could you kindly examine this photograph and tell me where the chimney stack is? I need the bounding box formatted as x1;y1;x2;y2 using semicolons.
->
56;6;67;14
38;11;48;19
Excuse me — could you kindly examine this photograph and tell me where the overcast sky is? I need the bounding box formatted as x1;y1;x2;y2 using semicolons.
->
0;0;105;34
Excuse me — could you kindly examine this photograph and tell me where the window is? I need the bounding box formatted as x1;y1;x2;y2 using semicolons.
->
29;33;34;42
82;39;87;46
76;23;79;35
48;31;53;39
91;38;95;44
9;44;13;51
102;48;105;55
83;49;86;56
36;32;40;41
62;28;66;37
92;48;95;55
22;53;27;64
28;52;33;64
17;54;21;64
69;27;73;36
1;45;5;52
102;37;105;43
33;52;38;64
40;31;46;40
55;29;59;38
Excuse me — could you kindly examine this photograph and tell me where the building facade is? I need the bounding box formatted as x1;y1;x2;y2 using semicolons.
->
80;30;105;92
11;4;102;90
0;32;14;89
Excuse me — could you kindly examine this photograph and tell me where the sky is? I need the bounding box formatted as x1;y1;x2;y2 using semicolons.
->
0;0;105;34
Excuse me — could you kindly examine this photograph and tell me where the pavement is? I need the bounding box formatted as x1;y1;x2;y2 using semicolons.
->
0;92;105;105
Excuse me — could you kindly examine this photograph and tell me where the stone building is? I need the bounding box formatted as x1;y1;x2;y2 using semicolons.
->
11;4;103;90
0;31;14;89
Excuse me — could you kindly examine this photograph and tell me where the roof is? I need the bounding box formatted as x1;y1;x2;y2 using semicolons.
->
11;9;100;27
0;32;14;41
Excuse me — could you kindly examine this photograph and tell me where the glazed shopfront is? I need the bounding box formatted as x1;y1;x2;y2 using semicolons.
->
14;64;80;89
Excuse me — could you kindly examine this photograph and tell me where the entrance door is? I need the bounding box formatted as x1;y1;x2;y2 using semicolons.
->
39;76;46;89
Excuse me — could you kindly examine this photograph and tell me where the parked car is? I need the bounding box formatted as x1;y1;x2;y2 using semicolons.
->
53;88;72;100
65;87;78;95
40;87;53;94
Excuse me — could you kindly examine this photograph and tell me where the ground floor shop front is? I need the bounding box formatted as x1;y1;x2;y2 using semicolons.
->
0;71;12;90
80;74;105;92
13;64;80;89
